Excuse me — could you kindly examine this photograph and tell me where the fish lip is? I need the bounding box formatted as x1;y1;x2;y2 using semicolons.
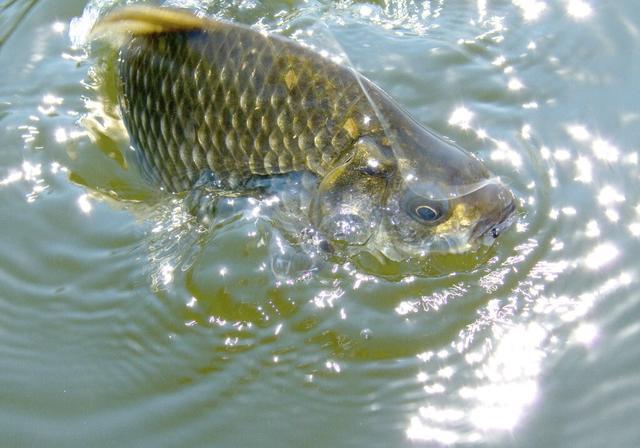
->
472;200;517;242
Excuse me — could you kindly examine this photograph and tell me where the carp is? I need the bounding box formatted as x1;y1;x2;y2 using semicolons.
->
92;6;516;260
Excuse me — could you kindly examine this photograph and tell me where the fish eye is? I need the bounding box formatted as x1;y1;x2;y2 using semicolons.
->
415;205;439;222
401;192;449;225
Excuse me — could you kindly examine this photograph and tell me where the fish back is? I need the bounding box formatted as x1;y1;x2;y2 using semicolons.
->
102;6;380;192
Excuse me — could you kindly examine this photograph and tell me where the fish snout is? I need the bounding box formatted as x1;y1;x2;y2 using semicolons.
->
468;182;516;242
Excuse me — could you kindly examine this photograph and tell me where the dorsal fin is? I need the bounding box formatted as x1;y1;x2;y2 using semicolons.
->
91;5;215;40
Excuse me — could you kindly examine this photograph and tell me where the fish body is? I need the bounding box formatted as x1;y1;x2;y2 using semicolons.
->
118;18;377;191
93;6;516;259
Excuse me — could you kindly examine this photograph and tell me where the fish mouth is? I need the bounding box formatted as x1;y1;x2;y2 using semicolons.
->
471;199;517;243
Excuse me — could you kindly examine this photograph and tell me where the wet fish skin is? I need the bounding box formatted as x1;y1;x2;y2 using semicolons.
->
94;6;516;259
117;16;384;192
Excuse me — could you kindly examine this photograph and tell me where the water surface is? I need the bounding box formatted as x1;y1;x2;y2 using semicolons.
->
1;0;640;446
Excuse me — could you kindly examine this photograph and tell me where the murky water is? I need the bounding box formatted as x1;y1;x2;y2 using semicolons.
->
2;0;640;446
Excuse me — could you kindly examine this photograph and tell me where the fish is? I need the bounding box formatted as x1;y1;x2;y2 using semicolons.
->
92;5;516;261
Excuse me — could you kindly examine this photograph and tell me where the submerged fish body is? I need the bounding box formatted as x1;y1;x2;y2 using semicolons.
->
93;6;516;260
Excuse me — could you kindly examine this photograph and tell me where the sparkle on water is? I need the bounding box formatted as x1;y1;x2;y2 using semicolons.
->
1;0;638;446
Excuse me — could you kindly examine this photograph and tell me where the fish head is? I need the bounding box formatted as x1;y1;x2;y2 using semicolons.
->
370;118;517;260
374;173;516;260
312;125;516;260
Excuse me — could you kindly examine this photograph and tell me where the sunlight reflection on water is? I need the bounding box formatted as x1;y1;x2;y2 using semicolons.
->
7;0;633;445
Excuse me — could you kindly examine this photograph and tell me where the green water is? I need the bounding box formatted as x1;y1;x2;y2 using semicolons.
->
2;0;640;446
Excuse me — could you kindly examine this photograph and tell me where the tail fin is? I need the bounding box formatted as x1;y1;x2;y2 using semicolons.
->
91;5;215;40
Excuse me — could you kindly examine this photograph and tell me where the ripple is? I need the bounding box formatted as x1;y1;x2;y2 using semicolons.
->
0;0;638;446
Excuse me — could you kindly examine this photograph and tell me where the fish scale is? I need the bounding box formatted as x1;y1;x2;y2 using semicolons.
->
119;24;380;193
